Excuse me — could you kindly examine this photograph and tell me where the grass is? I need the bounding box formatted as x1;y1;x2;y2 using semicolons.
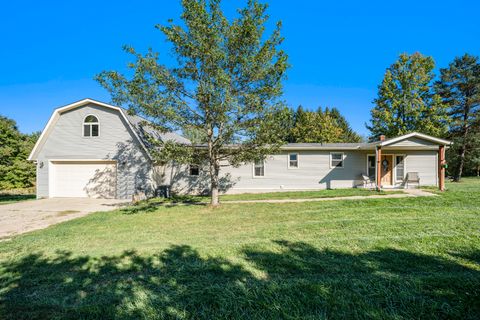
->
0;179;479;319
150;187;402;204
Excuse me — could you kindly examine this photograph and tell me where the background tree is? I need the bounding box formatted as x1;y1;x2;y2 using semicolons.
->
325;107;363;142
97;0;289;206
435;54;480;181
289;106;361;143
0;115;38;190
367;52;448;140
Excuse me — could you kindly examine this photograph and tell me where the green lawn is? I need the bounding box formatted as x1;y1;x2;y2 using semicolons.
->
0;179;479;319
154;187;400;204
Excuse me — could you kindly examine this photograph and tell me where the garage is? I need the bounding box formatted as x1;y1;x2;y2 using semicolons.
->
50;161;117;198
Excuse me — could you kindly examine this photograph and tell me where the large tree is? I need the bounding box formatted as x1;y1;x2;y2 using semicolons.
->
97;0;289;206
289;106;361;143
367;53;448;140
0;116;38;190
325;107;363;142
290;107;342;143
435;54;480;181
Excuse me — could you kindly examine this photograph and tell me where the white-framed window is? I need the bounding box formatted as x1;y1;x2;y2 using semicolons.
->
83;115;99;137
330;152;344;168
189;164;200;176
288;153;299;168
367;155;376;178
395;155;405;182
253;159;265;177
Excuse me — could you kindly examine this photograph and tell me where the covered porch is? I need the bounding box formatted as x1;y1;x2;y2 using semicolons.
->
361;133;451;191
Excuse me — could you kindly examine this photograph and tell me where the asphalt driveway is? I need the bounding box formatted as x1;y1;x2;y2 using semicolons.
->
0;198;129;239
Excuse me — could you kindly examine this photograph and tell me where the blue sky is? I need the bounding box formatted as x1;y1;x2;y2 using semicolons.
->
0;0;478;136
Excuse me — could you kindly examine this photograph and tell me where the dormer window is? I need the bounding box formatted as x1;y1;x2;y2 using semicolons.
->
83;115;99;137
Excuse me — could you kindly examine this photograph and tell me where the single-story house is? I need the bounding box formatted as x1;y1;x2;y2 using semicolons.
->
28;99;451;199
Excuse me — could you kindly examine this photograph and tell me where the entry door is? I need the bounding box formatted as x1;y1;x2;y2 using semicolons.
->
380;155;393;185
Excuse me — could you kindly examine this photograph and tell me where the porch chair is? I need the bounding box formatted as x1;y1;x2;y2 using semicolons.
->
406;172;420;189
361;174;375;189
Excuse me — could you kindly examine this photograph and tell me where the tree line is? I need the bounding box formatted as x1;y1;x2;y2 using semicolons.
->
0;116;38;190
368;52;480;181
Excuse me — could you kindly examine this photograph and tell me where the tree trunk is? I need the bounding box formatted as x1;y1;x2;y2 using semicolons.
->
209;160;220;206
453;106;471;182
454;126;470;182
454;143;467;182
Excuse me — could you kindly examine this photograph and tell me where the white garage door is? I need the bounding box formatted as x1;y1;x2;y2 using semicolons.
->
50;161;117;198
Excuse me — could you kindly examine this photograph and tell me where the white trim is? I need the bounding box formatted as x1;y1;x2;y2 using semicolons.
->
366;154;376;178
28;98;152;161
82;114;100;138
48;159;118;198
252;159;266;178
329;152;344;169
189;164;200;176
381;132;451;147
394;154;406;183
287;153;299;169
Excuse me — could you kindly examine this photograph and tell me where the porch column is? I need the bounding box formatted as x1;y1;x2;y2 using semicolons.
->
376;146;382;190
439;145;445;191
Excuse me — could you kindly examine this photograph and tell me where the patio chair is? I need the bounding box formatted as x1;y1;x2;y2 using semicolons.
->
361;174;375;189
406;172;420;188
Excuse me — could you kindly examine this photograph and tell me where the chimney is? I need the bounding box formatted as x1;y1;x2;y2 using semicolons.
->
380;135;386;141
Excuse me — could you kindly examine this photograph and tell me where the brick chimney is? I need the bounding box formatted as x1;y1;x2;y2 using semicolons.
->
380;135;386;141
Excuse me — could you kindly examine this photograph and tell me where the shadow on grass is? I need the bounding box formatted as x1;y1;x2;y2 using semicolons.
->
0;242;479;319
120;196;207;215
0;194;35;204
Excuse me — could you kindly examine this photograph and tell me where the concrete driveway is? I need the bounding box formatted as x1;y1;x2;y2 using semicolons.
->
0;198;130;240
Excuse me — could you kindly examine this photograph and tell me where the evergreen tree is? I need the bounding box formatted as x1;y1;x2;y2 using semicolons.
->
97;0;289;206
290;106;343;143
326;107;363;142
435;54;480;181
367;53;448;140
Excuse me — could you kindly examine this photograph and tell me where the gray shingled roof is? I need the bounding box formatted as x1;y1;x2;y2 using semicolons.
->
281;142;376;150
121;110;191;146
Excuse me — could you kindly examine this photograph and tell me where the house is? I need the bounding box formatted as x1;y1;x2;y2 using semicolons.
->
28;99;451;199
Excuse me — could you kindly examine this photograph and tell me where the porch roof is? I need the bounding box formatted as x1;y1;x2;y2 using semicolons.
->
280;132;451;151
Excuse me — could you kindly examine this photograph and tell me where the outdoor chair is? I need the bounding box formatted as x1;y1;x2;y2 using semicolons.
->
406;172;420;188
361;174;375;189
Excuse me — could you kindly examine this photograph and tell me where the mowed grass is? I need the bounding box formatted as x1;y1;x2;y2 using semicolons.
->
151;187;400;204
0;179;479;319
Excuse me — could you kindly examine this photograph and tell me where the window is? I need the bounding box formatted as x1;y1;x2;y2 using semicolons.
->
330;152;344;168
83;115;99;137
189;165;199;176
288;153;299;168
396;156;405;182
253;159;265;177
367;155;376;178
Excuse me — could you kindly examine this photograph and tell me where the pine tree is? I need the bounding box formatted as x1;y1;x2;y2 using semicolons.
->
327;107;363;142
435;54;480;181
290;107;343;143
367;53;448;140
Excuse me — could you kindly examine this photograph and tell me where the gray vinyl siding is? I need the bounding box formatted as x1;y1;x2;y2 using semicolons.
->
169;149;439;194
404;150;438;186
388;137;438;148
35;104;153;199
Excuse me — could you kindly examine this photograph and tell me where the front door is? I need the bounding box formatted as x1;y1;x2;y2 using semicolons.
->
380;155;393;185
